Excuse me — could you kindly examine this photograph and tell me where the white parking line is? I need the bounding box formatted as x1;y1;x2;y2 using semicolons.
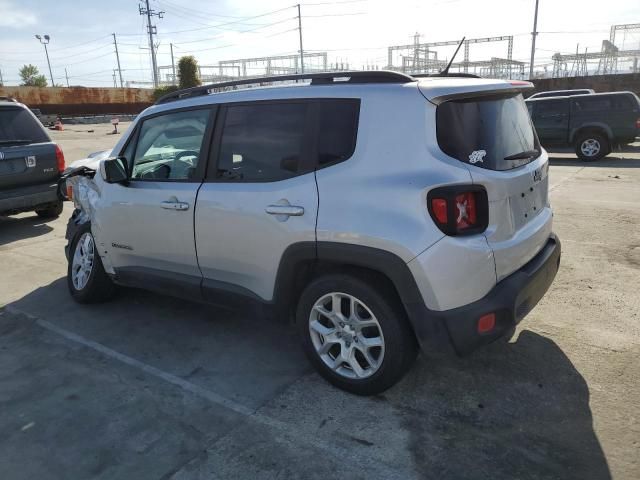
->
6;305;411;479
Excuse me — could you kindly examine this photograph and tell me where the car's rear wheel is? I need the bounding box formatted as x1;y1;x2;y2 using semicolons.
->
67;223;116;303
36;200;63;219
296;274;417;395
575;132;609;161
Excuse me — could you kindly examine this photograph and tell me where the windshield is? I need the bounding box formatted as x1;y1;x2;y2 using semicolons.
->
436;93;539;171
0;107;49;144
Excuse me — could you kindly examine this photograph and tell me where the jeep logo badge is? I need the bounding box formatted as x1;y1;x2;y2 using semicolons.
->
533;168;542;182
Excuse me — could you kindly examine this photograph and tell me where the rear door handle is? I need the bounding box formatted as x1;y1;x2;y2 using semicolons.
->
161;200;190;211
265;205;304;216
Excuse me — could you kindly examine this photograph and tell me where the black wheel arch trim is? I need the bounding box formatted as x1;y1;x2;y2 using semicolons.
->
273;241;455;353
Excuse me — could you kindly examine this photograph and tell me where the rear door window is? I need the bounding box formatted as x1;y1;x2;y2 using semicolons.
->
535;99;568;117
216;103;308;182
436;93;539;171
0;107;49;144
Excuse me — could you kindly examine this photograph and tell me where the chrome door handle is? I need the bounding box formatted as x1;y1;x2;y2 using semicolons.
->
161;200;190;211
265;205;304;216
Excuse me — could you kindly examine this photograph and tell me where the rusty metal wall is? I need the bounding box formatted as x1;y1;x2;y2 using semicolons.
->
529;73;640;96
0;86;154;115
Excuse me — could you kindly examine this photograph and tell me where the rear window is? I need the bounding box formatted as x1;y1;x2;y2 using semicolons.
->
436;93;538;171
0;107;49;144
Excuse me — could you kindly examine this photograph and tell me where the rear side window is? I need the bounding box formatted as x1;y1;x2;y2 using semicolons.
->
217;103;307;182
436;93;538;171
0;107;49;144
317;101;359;167
573;97;612;112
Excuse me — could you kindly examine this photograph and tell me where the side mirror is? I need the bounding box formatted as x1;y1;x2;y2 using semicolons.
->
102;157;128;184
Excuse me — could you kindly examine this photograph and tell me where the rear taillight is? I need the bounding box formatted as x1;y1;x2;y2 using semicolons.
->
427;185;489;236
636;118;640;129
55;144;65;173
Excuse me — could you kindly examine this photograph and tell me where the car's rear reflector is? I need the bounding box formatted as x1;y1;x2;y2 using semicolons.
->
477;313;496;334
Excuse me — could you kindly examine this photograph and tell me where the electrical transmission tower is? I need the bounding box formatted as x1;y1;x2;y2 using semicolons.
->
139;0;164;87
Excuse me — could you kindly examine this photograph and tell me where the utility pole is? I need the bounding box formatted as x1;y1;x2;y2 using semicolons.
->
0;67;4;86
112;69;118;88
35;34;54;86
139;0;164;87
529;0;540;79
112;33;124;88
170;43;176;85
65;68;69;87
297;4;304;74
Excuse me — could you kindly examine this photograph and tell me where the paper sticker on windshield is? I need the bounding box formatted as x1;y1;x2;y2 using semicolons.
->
468;150;486;164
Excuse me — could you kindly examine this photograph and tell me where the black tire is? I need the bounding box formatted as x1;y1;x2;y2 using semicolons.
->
575;132;609;161
36;200;64;219
67;223;117;303
296;274;418;395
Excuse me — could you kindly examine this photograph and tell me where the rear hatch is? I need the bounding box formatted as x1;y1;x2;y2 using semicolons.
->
424;81;552;281
0;105;59;190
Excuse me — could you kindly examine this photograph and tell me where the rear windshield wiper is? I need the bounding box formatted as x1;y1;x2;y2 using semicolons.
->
0;139;33;145
504;149;540;161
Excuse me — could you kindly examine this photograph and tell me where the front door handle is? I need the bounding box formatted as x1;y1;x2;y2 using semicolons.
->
265;205;304;217
161;200;190;211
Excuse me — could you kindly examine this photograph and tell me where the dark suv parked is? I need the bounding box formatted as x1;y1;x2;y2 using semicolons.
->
526;91;640;161
0;98;65;217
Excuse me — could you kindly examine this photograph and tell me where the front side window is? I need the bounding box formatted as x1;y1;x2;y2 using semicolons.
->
131;109;210;181
217;103;307;182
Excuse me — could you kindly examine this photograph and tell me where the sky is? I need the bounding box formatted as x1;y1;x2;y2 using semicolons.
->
0;0;638;87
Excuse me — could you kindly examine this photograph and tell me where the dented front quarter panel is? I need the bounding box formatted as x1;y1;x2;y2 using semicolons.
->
64;171;116;275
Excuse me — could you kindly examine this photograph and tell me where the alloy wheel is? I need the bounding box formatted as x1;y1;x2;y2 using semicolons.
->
71;232;95;290
580;138;601;157
308;292;385;379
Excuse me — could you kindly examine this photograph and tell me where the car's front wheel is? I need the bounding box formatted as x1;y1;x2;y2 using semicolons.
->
67;223;116;303
296;274;417;395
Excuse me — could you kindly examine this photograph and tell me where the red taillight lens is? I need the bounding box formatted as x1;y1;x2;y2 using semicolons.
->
636;118;640;129
431;198;448;224
477;313;496;334
55;144;65;173
427;186;488;236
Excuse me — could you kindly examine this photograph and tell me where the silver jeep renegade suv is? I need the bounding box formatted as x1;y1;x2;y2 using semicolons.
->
64;71;560;395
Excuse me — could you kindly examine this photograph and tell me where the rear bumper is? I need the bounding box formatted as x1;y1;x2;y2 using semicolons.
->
411;234;561;356
0;182;60;214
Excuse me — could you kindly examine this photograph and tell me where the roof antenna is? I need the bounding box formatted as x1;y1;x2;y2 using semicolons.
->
440;36;466;76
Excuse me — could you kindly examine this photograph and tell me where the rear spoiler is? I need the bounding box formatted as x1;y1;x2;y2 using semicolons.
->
429;81;534;105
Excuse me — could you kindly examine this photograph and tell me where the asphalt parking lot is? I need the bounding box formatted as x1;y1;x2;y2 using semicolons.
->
1;125;639;480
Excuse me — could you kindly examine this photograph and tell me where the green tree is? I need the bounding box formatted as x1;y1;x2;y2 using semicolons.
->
152;84;179;101
19;64;47;87
178;56;201;89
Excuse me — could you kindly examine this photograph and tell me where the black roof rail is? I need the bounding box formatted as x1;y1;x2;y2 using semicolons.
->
412;73;481;79
155;70;415;104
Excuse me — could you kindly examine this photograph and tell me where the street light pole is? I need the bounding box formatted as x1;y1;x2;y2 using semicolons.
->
35;34;54;86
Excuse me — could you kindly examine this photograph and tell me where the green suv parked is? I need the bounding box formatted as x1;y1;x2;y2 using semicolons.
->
526;91;640;161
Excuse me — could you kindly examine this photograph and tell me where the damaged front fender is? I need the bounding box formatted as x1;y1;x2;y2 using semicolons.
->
61;167;115;275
